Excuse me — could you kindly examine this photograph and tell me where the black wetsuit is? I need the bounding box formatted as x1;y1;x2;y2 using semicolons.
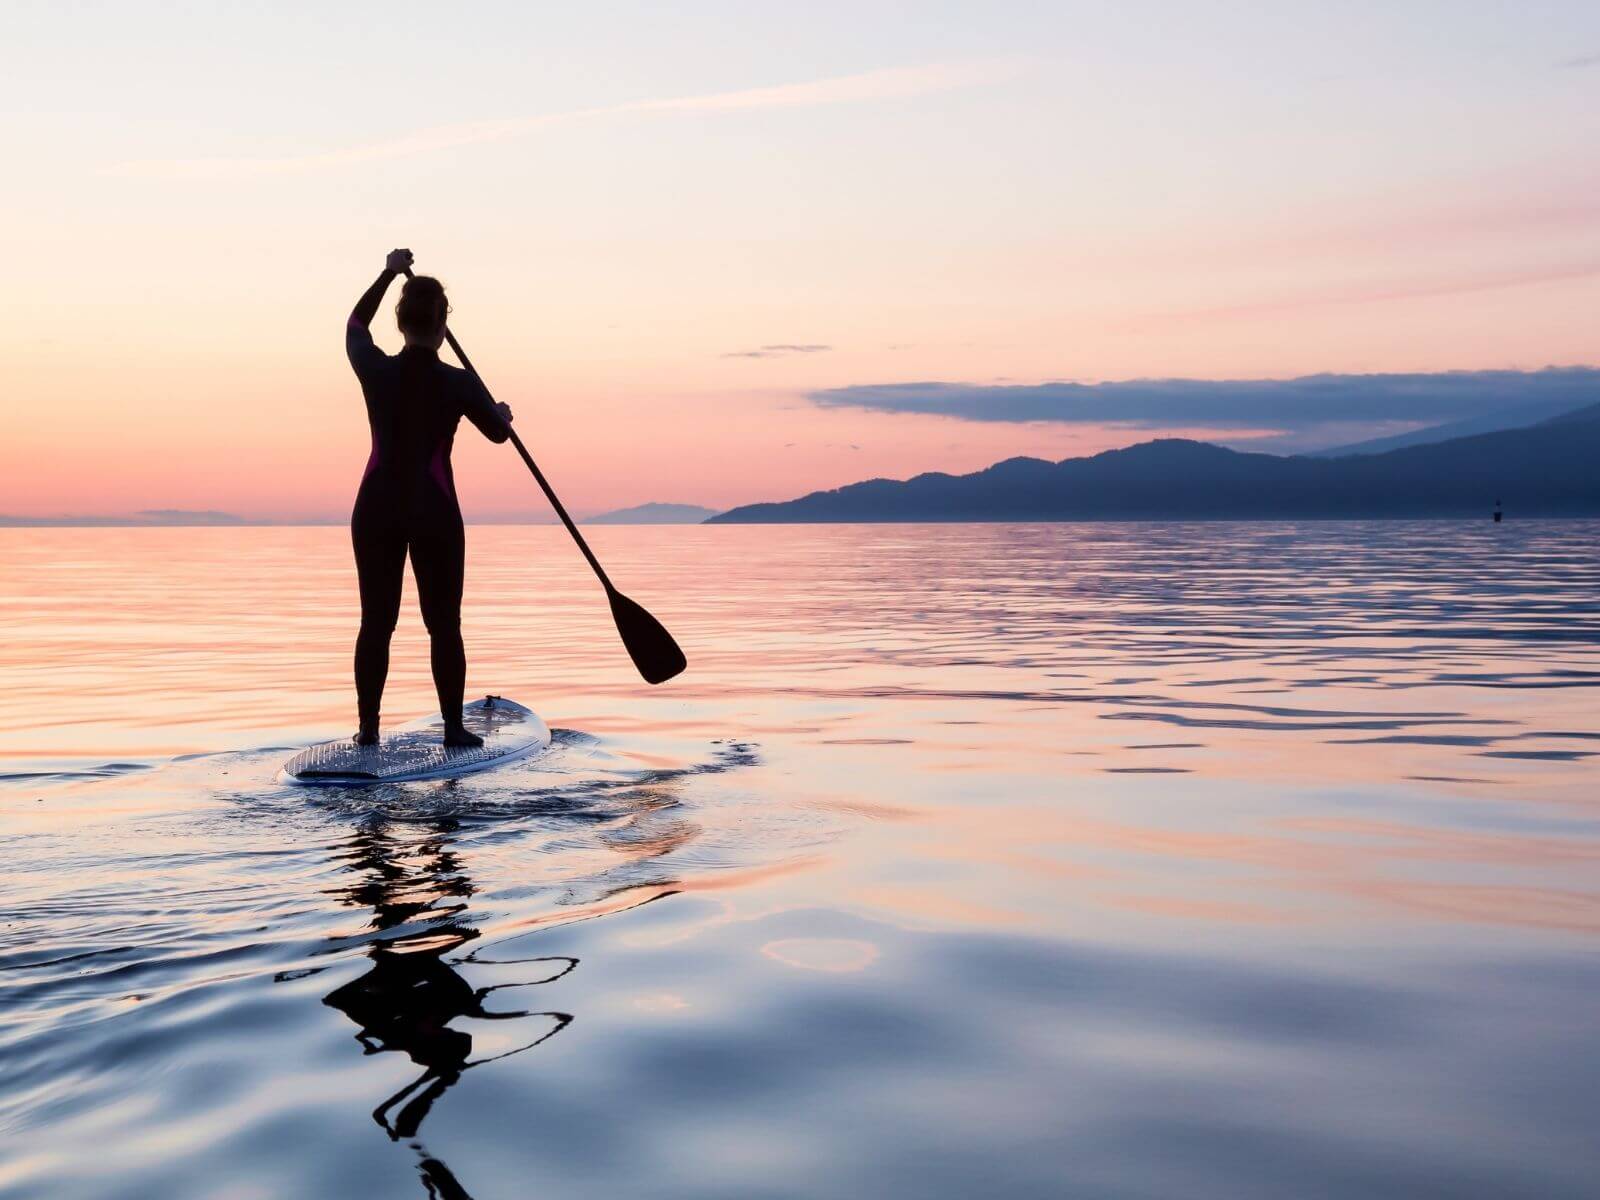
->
345;270;509;732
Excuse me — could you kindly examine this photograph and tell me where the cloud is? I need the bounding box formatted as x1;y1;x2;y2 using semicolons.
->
809;367;1600;435
107;60;1020;179
1557;51;1600;68
723;343;832;359
1142;260;1600;328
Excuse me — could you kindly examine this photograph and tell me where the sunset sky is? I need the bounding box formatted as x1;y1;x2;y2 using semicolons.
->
3;1;1598;520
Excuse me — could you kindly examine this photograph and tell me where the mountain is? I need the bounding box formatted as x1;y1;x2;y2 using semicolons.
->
587;502;720;525
0;509;246;527
709;404;1600;523
1309;394;1596;457
137;509;246;524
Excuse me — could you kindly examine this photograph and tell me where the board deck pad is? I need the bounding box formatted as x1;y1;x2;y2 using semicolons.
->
280;696;550;785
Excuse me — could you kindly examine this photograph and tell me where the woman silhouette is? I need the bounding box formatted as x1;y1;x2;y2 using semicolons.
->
346;249;514;747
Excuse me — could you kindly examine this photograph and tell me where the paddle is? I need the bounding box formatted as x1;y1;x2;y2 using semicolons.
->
403;268;686;685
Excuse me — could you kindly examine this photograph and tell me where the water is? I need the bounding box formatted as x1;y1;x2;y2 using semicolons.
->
2;522;1597;1199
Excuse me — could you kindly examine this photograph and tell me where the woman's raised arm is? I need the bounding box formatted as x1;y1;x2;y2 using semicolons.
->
346;249;413;375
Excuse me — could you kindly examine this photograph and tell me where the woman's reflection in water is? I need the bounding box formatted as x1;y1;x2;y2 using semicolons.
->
324;818;575;1137
322;817;571;1196
321;788;700;1197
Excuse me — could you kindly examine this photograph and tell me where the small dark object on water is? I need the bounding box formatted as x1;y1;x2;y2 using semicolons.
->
1493;498;1503;523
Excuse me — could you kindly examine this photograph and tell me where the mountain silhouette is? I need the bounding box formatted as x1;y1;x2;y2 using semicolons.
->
709;403;1600;523
587;502;720;524
1308;393;1594;457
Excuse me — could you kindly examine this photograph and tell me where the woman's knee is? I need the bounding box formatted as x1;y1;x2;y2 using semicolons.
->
358;609;400;639
421;608;462;638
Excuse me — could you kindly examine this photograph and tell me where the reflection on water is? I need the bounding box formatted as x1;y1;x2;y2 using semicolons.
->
324;825;566;1129
302;756;706;1198
1;522;1598;1199
323;819;572;1197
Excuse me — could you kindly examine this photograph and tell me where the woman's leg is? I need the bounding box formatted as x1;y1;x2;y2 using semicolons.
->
352;508;407;742
409;514;476;745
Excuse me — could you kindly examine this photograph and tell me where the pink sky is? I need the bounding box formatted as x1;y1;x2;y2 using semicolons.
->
3;6;1597;520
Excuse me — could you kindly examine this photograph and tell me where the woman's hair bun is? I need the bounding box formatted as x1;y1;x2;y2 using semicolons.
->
396;275;450;337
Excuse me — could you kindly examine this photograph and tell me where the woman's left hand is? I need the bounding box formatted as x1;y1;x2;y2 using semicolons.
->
495;402;514;425
385;248;414;274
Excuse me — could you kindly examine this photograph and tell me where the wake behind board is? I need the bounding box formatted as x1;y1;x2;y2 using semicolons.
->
279;695;550;785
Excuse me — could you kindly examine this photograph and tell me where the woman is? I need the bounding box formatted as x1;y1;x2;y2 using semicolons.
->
346;248;513;747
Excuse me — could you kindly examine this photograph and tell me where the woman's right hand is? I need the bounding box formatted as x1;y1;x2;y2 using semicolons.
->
385;248;414;274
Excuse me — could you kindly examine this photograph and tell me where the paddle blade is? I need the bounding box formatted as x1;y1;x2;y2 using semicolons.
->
607;588;686;684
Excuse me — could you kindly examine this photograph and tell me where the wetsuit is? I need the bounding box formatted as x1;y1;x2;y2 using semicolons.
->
345;270;509;733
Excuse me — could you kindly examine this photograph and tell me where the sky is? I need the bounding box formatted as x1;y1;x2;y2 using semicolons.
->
2;0;1597;520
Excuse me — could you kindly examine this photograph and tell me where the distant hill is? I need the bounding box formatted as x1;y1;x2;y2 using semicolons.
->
587;502;720;525
1310;394;1596;457
0;509;246;527
710;403;1600;523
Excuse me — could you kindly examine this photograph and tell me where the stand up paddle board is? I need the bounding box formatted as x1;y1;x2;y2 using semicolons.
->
279;695;550;785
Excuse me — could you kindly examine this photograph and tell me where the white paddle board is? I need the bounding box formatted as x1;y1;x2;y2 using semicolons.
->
279;695;550;785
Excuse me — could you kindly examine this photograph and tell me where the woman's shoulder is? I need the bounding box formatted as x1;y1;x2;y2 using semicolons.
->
438;360;485;398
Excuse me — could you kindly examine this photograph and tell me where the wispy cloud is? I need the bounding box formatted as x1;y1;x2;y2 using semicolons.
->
1138;259;1600;328
723;343;833;359
108;60;1020;180
1557;51;1600;68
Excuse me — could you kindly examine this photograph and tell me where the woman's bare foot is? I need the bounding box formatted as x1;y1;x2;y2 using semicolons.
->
443;724;484;748
354;725;379;747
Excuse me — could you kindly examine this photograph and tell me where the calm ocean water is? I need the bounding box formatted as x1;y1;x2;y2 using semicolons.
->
2;522;1597;1199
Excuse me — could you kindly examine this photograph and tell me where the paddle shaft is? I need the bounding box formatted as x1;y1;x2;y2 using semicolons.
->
403;268;614;592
